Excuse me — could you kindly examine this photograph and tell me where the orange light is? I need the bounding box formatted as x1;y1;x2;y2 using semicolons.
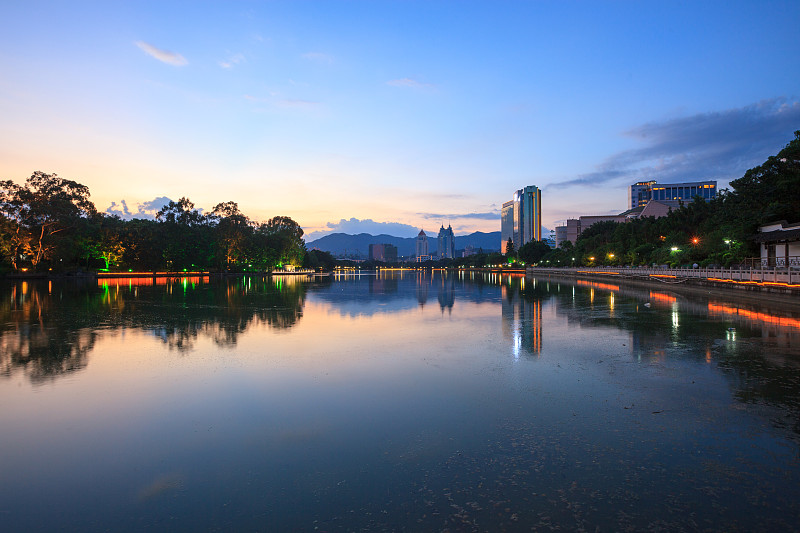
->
708;303;800;329
649;291;677;303
577;280;620;291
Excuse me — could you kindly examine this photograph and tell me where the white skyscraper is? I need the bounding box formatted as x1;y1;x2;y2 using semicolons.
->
415;229;429;258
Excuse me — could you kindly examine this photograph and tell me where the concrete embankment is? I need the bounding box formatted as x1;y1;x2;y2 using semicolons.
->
526;266;800;307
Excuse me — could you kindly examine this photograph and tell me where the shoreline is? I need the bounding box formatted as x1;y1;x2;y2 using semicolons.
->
1;270;330;280
527;267;800;310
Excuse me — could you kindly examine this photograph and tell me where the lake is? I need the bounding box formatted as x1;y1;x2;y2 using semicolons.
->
1;271;799;531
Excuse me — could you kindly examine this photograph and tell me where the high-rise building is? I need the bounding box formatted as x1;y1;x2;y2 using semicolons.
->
415;229;429;258
501;201;514;253
437;224;455;259
368;243;397;262
506;185;541;248
628;180;717;209
500;186;542;251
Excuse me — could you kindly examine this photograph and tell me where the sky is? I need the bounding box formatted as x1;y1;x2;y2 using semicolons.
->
1;1;798;240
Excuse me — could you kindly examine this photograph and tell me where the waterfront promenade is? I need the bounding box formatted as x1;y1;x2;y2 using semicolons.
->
527;265;800;296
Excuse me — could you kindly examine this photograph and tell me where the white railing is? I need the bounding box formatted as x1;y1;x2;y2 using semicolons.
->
526;266;800;286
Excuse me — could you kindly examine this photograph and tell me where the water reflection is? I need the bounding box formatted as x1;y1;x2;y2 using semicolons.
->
3;271;800;441
0;275;314;382
502;276;544;357
2;271;800;531
532;273;800;442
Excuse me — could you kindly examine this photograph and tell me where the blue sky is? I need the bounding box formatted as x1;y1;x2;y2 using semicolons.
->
1;1;797;239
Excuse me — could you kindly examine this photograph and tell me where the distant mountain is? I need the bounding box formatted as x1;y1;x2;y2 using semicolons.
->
307;231;501;258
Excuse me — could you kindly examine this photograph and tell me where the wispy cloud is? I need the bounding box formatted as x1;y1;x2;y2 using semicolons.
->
135;41;188;66
549;98;800;189
302;52;334;64
418;211;500;221
219;53;245;69
386;78;435;90
106;196;174;220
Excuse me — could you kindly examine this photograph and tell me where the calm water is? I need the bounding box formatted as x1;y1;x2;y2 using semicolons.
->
1;272;799;532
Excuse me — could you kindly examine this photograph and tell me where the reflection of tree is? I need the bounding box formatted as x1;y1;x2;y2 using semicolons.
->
0;276;312;383
0;281;97;384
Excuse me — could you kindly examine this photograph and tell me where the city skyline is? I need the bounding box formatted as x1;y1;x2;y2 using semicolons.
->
1;1;798;239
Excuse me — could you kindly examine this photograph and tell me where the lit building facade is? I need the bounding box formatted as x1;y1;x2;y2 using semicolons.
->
437;224;455;259
514;185;542;246
501;200;514;253
628;180;717;209
500;185;542;251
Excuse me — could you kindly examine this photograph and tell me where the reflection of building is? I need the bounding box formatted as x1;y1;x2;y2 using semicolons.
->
437;276;455;313
369;243;398;262
416;274;429;306
501;284;542;356
437;225;455;259
415;229;429;258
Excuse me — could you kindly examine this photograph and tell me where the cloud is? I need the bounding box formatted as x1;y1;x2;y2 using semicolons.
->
105;196;173;220
306;218;420;240
548;98;800;189
418;211;500;221
302;52;334;64
219;53;245;69
135;41;188;66
386;78;435;90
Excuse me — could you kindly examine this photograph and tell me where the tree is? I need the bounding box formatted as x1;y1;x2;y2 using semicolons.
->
156;197;206;226
212;201;251;269
9;172;96;269
518;240;552;265
263;216;305;267
505;238;515;257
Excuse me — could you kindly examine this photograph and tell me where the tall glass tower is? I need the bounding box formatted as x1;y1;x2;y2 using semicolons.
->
512;185;541;246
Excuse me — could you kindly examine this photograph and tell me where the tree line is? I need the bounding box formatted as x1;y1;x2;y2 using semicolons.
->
0;172;320;273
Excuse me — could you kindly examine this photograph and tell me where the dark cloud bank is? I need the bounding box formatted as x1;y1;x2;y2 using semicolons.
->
549;98;800;190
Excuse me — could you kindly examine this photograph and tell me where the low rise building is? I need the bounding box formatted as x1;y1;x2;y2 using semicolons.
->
754;221;800;268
